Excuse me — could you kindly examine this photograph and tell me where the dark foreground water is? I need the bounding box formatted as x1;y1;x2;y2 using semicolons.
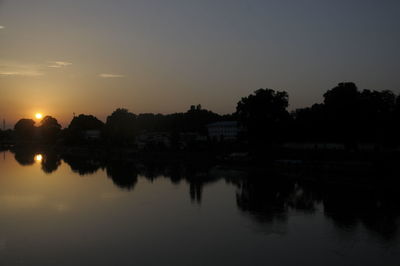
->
0;150;399;266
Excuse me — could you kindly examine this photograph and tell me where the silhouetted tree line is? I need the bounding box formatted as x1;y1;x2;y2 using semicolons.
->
8;82;400;152
11;116;62;144
53;105;228;148
236;82;400;153
292;82;400;149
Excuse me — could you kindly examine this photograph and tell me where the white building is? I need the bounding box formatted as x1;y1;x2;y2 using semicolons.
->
207;121;240;141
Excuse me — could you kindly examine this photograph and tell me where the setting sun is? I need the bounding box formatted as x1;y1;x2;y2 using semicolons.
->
35;113;43;120
34;154;43;162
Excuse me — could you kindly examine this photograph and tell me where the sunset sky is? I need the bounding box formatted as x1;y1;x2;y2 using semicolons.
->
1;0;400;127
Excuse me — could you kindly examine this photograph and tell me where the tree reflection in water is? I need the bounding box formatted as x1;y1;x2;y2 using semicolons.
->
322;184;400;241
40;151;61;174
106;161;138;190
10;148;400;241
62;154;103;176
236;175;400;241
13;148;61;174
13;148;36;166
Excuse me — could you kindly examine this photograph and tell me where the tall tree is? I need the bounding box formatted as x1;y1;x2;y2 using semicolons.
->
14;119;36;141
105;108;137;145
358;89;396;143
236;88;289;150
65;114;104;144
68;114;104;131
323;82;360;148
39;116;62;143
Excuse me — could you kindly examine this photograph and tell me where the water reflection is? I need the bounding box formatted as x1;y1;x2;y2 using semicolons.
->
322;184;400;241
40;151;61;174
54;151;226;199
62;154;102;175
236;175;400;242
106;161;138;190
8;148;400;243
14;148;35;166
236;175;295;224
12;148;62;174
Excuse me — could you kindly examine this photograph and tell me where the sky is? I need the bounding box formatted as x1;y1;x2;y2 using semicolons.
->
1;0;400;127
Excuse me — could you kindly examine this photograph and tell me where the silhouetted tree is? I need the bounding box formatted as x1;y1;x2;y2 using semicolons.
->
393;95;400;145
236;88;289;151
323;82;360;148
104;108;137;145
183;105;220;134
65;114;104;144
358;89;396;144
68;114;104;131
14;119;36;141
292;103;327;142
38;116;61;143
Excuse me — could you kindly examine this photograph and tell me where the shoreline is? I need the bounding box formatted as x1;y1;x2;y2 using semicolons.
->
5;144;400;187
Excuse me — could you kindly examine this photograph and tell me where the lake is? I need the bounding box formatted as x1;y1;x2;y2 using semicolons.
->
0;150;399;266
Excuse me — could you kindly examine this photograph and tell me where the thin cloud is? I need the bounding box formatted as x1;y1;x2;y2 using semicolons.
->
0;26;4;29
99;73;124;78
0;70;44;77
48;61;72;68
0;60;44;77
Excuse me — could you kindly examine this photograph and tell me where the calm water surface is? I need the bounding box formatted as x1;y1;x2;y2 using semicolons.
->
0;150;399;266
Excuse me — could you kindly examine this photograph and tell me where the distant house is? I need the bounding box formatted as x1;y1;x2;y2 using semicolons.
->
207;121;240;141
83;130;101;140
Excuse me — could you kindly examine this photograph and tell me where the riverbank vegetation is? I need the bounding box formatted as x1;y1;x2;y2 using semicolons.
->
2;82;400;159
